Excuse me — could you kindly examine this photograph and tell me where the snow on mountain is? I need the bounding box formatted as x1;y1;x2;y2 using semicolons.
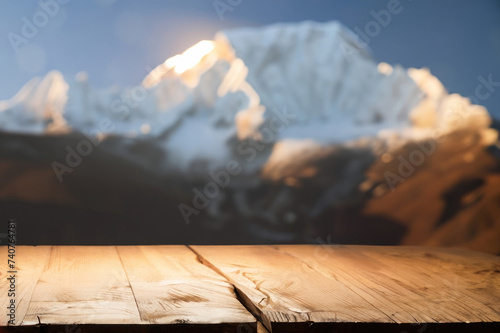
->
0;70;68;134
0;21;496;220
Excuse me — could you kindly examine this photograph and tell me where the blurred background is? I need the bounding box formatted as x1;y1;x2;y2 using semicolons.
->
0;0;499;251
1;0;499;115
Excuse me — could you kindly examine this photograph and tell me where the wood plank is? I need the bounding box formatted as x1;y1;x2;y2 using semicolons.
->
191;245;396;330
22;246;141;325
2;245;499;332
115;245;255;327
0;245;51;326
276;245;500;322
192;245;500;332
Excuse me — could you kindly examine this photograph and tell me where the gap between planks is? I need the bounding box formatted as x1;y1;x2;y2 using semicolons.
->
3;245;267;331
113;245;256;327
114;246;142;322
186;245;272;333
190;245;500;332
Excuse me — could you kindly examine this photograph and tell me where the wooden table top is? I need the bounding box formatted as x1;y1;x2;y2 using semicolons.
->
0;245;499;332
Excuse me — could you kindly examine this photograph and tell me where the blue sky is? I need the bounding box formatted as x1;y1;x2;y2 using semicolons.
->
1;0;499;117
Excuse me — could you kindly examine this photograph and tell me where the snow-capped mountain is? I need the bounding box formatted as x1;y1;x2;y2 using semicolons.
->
0;21;496;232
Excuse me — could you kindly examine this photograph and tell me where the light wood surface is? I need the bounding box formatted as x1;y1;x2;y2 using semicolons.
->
0;246;51;325
277;245;500;322
115;245;255;324
23;246;141;325
0;245;498;332
192;245;500;332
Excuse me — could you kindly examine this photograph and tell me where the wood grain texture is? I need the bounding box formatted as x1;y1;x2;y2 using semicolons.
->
192;245;500;332
191;245;395;327
276;245;500;323
115;245;255;325
0;245;51;325
22;246;141;325
1;245;499;332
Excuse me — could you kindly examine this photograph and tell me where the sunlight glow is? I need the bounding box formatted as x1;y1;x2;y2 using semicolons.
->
164;40;215;74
